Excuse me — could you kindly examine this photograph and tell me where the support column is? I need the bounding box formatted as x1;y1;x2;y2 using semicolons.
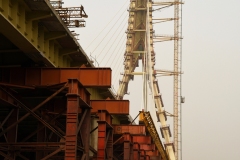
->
80;108;91;159
133;143;140;160
65;78;91;160
65;79;81;160
97;110;113;160
123;133;133;160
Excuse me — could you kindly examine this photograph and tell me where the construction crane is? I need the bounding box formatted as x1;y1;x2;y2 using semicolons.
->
49;0;88;28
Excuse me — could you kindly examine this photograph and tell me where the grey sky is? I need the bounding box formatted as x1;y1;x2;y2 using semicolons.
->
63;0;240;159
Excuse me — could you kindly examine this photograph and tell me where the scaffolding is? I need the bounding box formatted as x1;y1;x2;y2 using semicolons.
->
49;0;88;28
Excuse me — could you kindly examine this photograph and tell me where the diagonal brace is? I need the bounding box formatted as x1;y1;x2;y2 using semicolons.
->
0;84;67;138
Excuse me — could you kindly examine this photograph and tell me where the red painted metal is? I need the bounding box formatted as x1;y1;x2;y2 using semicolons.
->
65;79;91;160
146;150;160;156
133;143;141;160
65;93;79;159
0;67;112;87
133;136;152;144
123;133;133;160
80;108;91;159
140;144;155;151
97;110;113;160
90;100;129;115
146;155;150;160
113;125;146;135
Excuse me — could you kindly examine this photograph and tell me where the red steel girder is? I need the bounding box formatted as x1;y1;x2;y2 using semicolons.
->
0;84;68;139
133;143;141;160
0;67;111;87
65;79;91;160
123;133;133;160
0;79;92;160
97;110;113;160
132;136;152;144
140;144;155;151
146;150;160;156
113;125;146;135
90;100;129;115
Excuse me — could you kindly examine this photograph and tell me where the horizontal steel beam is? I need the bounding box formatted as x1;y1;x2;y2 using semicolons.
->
0;67;111;87
133;136;151;144
90;100;129;115
146;150;159;156
113;125;146;135
140;144;155;151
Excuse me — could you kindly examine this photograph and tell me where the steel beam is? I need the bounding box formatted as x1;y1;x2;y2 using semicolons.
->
22;109;66;142
97;110;113;160
90;100;129;115
65;79;91;160
36;111;50;160
0;84;68;138
133;136;152;144
0;67;112;87
123;133;133;160
79;107;91;159
65;91;78;159
113;125;146;135
146;150;160;156
140;144;155;151
133;143;140;160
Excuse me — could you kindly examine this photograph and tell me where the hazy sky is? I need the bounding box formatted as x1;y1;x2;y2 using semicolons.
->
62;0;240;159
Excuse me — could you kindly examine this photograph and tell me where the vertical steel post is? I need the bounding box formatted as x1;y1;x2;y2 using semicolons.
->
123;133;133;160
80;108;91;159
133;143;140;160
65;79;79;160
97;110;113;160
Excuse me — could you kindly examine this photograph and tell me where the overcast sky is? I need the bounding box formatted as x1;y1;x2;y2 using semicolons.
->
62;0;240;159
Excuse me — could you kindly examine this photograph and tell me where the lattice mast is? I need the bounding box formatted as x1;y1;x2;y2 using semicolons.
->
174;1;183;159
173;1;179;159
116;0;175;160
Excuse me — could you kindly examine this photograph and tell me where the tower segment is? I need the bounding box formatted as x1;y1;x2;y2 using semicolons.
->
116;0;176;160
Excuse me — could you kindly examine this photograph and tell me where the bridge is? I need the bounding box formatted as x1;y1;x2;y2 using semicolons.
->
0;0;183;160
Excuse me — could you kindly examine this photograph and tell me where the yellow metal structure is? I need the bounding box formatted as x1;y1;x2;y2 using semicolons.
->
142;111;168;160
117;0;176;160
49;0;88;28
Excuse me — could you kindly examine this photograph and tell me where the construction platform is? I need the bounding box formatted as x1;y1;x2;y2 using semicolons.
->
0;0;167;159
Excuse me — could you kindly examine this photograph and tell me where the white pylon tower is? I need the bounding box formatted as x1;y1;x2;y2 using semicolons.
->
116;0;178;160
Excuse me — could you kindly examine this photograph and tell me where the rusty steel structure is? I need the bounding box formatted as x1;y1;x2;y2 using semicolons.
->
0;0;168;159
49;0;88;28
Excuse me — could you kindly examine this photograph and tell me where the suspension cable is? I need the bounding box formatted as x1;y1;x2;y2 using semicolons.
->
86;2;126;52
99;14;126;63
